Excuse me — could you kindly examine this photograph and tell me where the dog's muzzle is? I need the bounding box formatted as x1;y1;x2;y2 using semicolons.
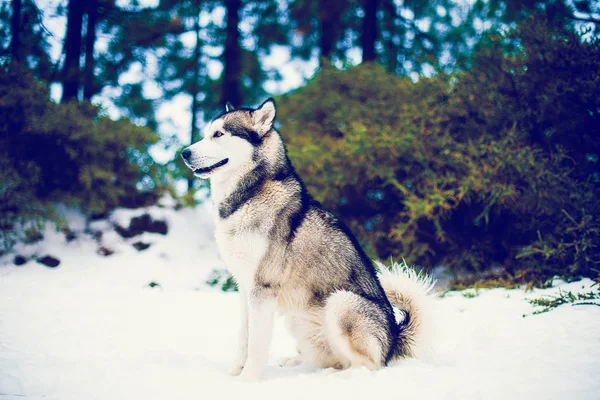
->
181;148;229;175
192;158;229;175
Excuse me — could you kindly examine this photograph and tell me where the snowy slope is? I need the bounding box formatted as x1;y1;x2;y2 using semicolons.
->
0;203;599;400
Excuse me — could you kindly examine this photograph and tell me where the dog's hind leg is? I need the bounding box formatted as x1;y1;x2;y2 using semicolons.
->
324;290;393;371
283;311;346;370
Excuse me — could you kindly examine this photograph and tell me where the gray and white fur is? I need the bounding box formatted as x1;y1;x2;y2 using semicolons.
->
182;99;436;381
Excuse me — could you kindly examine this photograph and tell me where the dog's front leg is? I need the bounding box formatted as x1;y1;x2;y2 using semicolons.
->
238;286;277;382
228;285;249;376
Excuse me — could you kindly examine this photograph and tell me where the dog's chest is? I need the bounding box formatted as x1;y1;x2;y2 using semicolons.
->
214;215;269;288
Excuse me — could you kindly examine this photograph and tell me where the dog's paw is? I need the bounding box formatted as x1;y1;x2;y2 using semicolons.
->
331;368;354;379
238;367;262;382
277;355;303;367
227;364;244;376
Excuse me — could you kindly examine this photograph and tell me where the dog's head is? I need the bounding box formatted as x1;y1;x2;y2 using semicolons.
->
181;98;277;179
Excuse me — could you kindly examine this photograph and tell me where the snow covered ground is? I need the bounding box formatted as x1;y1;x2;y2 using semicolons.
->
1;203;599;400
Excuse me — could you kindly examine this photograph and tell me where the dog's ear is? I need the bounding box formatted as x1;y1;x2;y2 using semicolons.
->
252;98;276;135
225;102;235;112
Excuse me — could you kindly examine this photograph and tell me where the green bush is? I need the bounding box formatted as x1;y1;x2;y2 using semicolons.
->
278;16;600;284
0;70;165;250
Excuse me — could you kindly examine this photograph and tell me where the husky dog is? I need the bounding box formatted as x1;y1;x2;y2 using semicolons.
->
182;99;436;381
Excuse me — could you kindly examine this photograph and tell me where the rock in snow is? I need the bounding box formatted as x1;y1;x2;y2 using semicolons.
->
13;255;27;266
114;214;168;238
36;255;60;268
132;241;151;251
97;246;114;257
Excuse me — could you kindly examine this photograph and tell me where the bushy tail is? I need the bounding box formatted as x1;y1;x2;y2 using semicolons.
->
376;259;437;361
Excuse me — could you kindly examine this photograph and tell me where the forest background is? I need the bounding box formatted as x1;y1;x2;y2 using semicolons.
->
1;0;599;286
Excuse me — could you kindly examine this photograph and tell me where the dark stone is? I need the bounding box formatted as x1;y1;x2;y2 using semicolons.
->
147;220;168;235
114;214;168;238
128;214;152;236
97;246;114;256
61;227;77;242
13;255;27;266
37;255;60;268
114;224;137;239
132;241;151;251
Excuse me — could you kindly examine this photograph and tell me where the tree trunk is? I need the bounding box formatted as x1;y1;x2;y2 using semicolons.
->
191;0;202;144
10;0;22;68
318;0;336;61
361;0;378;62
382;0;399;73
188;0;202;193
221;0;242;108
62;0;85;102
83;0;98;101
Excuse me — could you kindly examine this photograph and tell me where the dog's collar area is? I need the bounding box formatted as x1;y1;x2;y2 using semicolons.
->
194;158;229;174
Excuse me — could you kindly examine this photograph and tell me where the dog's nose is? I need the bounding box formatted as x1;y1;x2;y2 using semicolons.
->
181;149;192;160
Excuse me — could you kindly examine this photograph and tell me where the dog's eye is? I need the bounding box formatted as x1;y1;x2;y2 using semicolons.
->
213;131;224;139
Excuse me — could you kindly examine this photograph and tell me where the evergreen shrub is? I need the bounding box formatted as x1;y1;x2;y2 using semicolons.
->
0;70;165;250
278;17;600;284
